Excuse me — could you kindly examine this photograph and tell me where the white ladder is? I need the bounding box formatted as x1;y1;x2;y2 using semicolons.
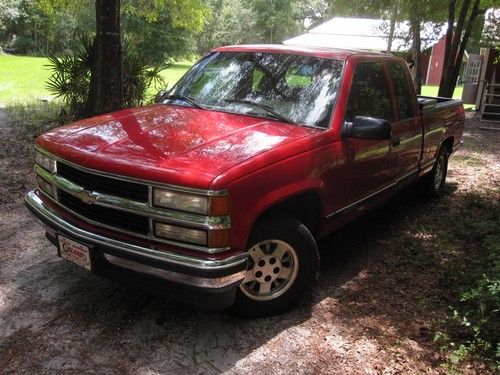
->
479;83;500;130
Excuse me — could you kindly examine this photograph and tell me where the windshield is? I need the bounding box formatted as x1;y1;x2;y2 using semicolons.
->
165;52;344;128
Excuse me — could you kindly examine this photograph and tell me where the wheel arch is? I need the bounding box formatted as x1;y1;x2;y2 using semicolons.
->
442;136;454;155
248;189;323;247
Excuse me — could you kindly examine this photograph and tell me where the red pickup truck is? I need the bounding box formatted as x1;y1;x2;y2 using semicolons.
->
26;45;464;316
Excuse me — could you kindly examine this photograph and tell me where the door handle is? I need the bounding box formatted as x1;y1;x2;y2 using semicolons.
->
392;137;400;147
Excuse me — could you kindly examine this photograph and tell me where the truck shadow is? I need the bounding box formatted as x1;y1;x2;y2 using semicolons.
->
1;183;495;374
314;184;496;367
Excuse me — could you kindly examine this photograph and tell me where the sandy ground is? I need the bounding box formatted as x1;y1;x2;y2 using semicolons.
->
0;110;498;374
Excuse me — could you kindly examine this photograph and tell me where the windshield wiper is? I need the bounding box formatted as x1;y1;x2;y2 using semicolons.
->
163;94;207;110
224;99;295;124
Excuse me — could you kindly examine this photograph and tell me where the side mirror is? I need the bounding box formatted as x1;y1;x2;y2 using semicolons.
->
343;116;392;140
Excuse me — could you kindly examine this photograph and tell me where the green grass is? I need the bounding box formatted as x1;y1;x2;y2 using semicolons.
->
159;61;192;89
0;55;53;105
145;60;192;99
0;55;193;106
422;85;476;110
421;85;464;99
0;55;473;109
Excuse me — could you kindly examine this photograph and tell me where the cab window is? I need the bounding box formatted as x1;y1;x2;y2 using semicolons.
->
388;62;416;120
345;62;393;122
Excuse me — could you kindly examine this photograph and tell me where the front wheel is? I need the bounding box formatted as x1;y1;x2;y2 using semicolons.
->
416;146;449;198
233;215;319;317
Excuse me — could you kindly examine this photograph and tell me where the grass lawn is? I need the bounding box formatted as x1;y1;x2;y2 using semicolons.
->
1;55;473;109
0;55;53;105
421;85;463;99
0;55;193;106
421;85;476;110
145;60;193;99
158;61;192;90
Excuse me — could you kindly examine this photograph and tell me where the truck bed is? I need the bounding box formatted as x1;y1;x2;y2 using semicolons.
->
417;95;465;171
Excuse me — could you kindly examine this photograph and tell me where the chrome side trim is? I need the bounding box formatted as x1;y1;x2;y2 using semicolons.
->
25;191;247;272
36;188;230;254
35;146;228;196
103;254;246;289
34;165;230;230
326;169;418;219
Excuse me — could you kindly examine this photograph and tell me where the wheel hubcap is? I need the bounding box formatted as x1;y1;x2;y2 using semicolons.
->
434;155;445;190
240;239;299;301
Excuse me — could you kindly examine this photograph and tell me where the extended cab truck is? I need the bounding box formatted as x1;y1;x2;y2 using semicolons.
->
25;45;465;317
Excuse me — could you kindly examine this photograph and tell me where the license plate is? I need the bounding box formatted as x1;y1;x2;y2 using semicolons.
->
58;235;92;271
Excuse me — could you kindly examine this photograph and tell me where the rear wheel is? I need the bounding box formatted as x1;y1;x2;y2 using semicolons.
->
416;146;449;198
233;215;319;317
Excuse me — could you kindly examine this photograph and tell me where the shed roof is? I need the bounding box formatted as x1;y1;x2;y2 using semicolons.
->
284;17;446;52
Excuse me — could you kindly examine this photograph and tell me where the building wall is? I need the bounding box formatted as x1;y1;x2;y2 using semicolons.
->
426;37;446;85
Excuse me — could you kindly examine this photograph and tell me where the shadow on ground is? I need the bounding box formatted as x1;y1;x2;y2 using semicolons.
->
1;110;498;374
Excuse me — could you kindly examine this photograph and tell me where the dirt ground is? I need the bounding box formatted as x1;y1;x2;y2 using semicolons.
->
0;109;498;374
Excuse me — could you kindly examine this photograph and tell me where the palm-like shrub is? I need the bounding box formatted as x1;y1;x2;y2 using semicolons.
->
46;37;93;117
122;47;166;109
46;37;166;118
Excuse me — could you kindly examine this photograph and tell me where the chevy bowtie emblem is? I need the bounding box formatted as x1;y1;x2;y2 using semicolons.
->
75;190;97;205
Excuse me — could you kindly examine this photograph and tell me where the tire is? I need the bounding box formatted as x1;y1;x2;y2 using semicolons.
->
233;215;319;318
416;146;449;198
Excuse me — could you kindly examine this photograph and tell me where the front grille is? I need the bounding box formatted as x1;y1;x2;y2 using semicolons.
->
58;189;149;235
57;162;148;202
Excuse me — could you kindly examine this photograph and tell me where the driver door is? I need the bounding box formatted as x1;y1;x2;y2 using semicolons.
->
333;61;400;207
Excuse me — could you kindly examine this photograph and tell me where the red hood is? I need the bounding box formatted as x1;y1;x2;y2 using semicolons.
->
37;105;322;189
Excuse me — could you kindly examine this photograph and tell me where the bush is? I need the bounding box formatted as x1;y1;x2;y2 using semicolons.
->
46;37;165;118
435;212;500;370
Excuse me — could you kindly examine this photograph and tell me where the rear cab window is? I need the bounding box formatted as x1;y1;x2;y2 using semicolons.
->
387;62;417;121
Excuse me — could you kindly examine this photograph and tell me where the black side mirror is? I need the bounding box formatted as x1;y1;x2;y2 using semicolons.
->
343;116;392;140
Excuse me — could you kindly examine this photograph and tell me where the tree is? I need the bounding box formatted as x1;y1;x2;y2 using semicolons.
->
248;0;302;43
34;0;208;115
409;2;423;94
87;0;123;115
481;7;500;49
197;0;257;53
399;0;449;94
438;0;500;98
438;0;478;97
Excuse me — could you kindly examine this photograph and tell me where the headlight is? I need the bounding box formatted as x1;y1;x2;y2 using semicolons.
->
154;222;207;245
35;150;56;173
152;188;229;216
153;189;208;214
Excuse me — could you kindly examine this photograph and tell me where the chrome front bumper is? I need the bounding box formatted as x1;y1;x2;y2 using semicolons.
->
25;190;247;290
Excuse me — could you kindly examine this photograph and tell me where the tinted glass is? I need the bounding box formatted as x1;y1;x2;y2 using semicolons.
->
345;62;393;122
168;52;344;128
388;62;415;120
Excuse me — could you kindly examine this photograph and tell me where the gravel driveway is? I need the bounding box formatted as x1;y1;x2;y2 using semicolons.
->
0;109;498;374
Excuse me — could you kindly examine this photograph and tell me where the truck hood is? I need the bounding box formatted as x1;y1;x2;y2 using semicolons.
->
37;104;322;189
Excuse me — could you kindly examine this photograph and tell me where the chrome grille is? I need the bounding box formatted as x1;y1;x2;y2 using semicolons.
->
57;162;148;202
57;189;150;235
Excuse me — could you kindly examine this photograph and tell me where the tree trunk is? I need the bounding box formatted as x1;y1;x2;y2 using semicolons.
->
448;0;482;95
438;0;479;98
411;20;422;94
88;0;123;116
386;4;398;53
442;0;456;73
